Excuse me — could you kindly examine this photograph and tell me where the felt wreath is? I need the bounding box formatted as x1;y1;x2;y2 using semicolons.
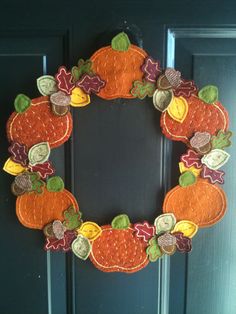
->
4;32;232;273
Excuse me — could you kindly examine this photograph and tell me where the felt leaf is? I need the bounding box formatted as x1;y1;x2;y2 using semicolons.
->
201;165;225;184
37;75;58;96
28;142;50;166
52;220;66;240
146;236;163;262
141;56;162;83
8;142;28;167
70;87;91;107
179;171;196;187
55;66;75;95
134;221;155;242
181;149;202;169
211;130;232;149
28;161;55;179
3;158;26;176
44;230;77;252
14;94;31;113
153;89;173;112
173;232;192;253
72;235;92;260
31;179;45;194
178;162;201;177
78;222;102;241
111;32;131;51
63;206;82;230
167;96;188;123
77;74;105;94
46;176;64;192
201;149;230;170
111;214;130;229
198;85;218;104
173;79;198;98
130;80;156;99
172;221;198;238
154;213;176;235
71;59;94;82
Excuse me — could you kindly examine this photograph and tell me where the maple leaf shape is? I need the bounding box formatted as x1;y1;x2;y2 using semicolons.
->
77;74;105;94
181;149;202;169
8;142;28;167
141;56;162;83
55;66;75;95
134;221;155;242
28;161;55;179
44;230;76;252
131;80;156;99
173;79;198;98
173;232;192;253
201;165;225;184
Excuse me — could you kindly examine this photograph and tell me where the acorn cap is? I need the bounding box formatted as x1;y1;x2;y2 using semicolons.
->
190;132;211;149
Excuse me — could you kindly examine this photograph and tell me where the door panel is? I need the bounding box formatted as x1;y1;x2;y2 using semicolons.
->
168;29;236;314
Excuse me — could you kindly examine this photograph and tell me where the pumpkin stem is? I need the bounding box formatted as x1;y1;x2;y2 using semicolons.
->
111;32;131;51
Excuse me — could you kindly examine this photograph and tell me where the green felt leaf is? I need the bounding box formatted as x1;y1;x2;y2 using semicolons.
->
47;176;64;192
32;180;45;194
179;171;196;187
14;94;31;113
37;75;58;96
131;80;156;99
111;214;130;229
198;85;218;104
146;236;163;262
211;130;233;149
71;59;94;82
63;206;82;230
111;32;131;51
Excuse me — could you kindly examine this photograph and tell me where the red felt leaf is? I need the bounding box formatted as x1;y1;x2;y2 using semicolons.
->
55;66;75;95
28;161;55;179
173;79;198;98
181;149;202;169
201;165;225;184
173;232;192;253
77;74;106;94
44;230;77;252
8;142;28;167
134;221;155;242
141;56;162;83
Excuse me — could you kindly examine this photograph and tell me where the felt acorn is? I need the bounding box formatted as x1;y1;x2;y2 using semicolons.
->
163;178;227;227
16;176;79;229
7;95;72;149
89;215;149;273
160;86;229;145
90;32;147;99
50;91;70;116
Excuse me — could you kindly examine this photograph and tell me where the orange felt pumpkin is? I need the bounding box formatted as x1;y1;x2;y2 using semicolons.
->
89;225;149;273
16;186;79;229
163;178;227;227
90;32;147;100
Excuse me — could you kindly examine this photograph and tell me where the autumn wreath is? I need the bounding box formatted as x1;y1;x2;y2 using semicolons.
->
4;32;232;273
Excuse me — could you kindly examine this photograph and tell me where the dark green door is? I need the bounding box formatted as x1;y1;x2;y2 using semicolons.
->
1;1;236;314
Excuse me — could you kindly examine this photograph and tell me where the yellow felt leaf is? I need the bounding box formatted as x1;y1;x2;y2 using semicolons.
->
179;162;201;177
172;220;198;238
3;158;26;176
78;221;102;241
167;96;188;123
70;87;90;107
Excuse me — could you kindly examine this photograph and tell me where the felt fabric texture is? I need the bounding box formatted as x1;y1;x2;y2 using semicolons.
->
130;80;156;99
167;96;188;123
154;213;176;234
16;186;79;229
72;235;92;260
89;225;149;273
133;221;155;242
14;94;31;113
201;165;225;184
63;206;82;230
153;89;173;112
3;158;26;176
46;176;64;192
37;75;58;96
211;130;232;149
90;41;147;99
28;142;50;165
160;95;229;144
70;87;90;107
44;230;76;252
201;149;230;170
178;162;201;177
111;214;130;229
8;142;28;167
198;85;218;104
52;220;66;239
146;236;163;262
172;220;198;238
78;222;102;241
7;96;73;149
76;74;105;94
28;161;55;179
163;178;227;227
111;32;131;51
179;171;196;187
72;59;94;82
